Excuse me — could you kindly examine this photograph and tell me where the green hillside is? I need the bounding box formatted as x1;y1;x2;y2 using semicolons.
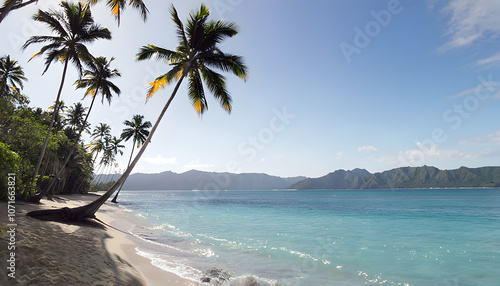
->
292;166;500;189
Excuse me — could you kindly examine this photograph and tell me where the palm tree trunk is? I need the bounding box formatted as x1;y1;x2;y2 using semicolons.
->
28;72;187;221
32;58;70;183
0;0;16;24
111;143;135;203
37;92;98;201
0;0;38;23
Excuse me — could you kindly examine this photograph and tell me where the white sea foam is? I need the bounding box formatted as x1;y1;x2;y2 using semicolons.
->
147;222;193;238
193;247;217;258
135;249;202;283
130;232;188;253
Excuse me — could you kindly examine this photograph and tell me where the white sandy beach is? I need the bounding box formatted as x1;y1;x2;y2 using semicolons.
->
0;194;200;286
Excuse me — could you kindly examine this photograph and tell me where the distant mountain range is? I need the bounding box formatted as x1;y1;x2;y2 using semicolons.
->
291;166;500;189
99;170;305;190
97;166;500;190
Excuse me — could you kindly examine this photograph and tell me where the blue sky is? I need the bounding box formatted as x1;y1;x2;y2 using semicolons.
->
2;0;500;178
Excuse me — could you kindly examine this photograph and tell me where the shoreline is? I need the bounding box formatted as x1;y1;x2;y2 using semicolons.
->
0;194;200;286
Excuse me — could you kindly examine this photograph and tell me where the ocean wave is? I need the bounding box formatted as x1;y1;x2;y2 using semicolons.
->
146;222;194;238
200;269;278;286
193;247;217;258
130;231;188;253
136;249;202;283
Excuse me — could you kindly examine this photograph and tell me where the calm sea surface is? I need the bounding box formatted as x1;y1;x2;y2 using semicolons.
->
116;189;500;286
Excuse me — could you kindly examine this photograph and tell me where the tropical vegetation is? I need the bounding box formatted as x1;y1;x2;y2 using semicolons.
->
22;1;112;185
25;3;247;221
1;2;248;224
111;114;151;203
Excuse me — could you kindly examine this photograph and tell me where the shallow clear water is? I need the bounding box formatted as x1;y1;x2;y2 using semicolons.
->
116;189;500;286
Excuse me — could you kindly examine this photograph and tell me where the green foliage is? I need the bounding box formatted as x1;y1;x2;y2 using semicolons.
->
0;142;35;200
90;180;116;193
0;91;96;199
292;166;500;190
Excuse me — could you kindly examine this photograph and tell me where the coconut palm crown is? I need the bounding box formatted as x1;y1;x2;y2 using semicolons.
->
0;55;28;97
136;3;248;114
75;56;121;104
87;0;149;26
22;2;112;75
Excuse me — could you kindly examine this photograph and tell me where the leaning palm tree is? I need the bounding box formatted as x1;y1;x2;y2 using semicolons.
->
111;114;151;203
28;3;247;221
0;55;28;98
23;1;111;183
87;0;148;26
37;56;121;200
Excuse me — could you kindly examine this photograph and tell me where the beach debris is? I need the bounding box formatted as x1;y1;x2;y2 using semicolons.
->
200;268;232;285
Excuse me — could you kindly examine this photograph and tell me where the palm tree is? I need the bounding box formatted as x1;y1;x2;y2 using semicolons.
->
28;4;247;221
0;55;28;98
39;57;121;199
111;114;151;203
92;123;112;142
89;136;109;184
90;123;111;168
0;0;37;24
23;1;111;183
48;100;67;132
65;102;88;131
101;136;124;183
87;0;149;26
1;0;149;25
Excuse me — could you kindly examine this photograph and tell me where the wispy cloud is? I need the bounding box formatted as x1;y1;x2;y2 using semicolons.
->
440;0;500;50
476;52;500;67
144;154;178;165
459;130;500;145
358;145;378;152
398;143;456;162
449;80;500;99
449;86;476;98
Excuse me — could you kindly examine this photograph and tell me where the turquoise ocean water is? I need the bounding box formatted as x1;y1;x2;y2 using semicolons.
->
117;189;500;285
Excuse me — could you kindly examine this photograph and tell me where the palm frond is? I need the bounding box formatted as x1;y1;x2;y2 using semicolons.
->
200;66;231;113
188;69;207;114
136;44;178;61
130;0;149;22
200;50;248;81
146;73;168;99
169;4;188;48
